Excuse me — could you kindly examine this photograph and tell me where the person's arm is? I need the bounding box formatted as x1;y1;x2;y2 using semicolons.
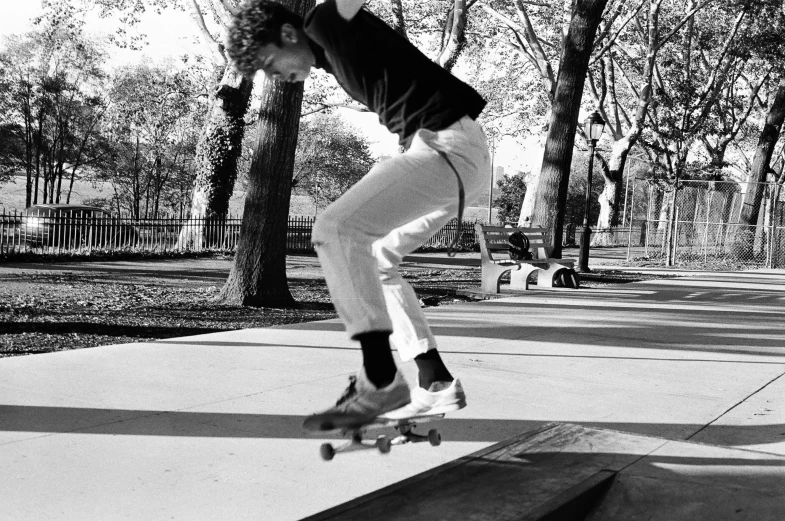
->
335;0;365;21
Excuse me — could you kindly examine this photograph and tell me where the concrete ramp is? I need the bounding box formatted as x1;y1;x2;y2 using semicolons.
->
302;423;785;521
586;433;785;521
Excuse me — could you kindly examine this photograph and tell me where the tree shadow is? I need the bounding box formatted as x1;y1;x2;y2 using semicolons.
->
0;322;226;338
2;405;784;457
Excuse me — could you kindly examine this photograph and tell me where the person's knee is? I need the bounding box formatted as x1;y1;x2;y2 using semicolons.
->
311;211;340;246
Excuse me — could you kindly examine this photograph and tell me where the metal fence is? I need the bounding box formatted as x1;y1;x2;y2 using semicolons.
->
8;178;781;269
587;178;785;268
0;212;481;255
1;212;245;254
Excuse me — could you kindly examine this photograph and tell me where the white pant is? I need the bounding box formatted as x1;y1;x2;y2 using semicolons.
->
311;116;490;361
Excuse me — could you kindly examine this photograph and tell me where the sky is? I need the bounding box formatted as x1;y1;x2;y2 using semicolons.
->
0;2;39;37
0;1;203;61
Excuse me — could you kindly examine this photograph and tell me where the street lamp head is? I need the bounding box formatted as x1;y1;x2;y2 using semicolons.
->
584;110;606;142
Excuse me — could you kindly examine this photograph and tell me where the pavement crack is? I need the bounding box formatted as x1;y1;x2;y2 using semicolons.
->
686;369;785;441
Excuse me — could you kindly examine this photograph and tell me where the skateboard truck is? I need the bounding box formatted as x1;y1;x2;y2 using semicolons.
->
320;421;442;461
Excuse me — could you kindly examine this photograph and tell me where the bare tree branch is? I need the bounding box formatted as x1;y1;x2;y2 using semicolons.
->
188;0;226;65
692;10;747;127
739;72;769;107
205;0;233;29
478;2;524;34
301;102;371;117
218;0;240;17
477;4;536;74
592;0;626;47
514;0;555;96
611;53;639;99
437;0;467;70
589;0;646;65
732;68;771;134
657;0;716;50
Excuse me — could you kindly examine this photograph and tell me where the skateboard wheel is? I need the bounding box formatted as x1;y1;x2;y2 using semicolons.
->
376;435;391;454
428;429;441;446
320;443;335;461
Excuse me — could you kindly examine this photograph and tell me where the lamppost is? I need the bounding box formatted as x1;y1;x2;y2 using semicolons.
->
578;110;606;273
314;180;321;217
488;134;495;223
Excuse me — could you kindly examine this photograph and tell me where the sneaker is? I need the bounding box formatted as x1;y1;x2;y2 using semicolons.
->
381;378;466;420
302;369;411;431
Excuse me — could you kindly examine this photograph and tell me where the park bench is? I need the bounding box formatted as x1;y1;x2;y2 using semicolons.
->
475;223;578;293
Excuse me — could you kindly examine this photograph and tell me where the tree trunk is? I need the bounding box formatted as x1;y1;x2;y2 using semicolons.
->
437;0;467;71
707;135;732;173
218;0;314;306
218;79;303;307
592;139;627;245
55;163;64;204
525;0;608;257
177;65;254;250
219;0;314;307
517;135;546;226
389;0;408;38
737;77;785;258
24;99;34;208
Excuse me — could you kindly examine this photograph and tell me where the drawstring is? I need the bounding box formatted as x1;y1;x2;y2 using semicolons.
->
438;151;465;258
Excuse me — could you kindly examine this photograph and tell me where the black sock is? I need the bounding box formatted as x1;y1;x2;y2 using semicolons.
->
414;350;453;390
355;331;397;388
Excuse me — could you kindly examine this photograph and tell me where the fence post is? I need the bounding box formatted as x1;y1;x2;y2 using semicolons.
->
671;206;680;267
703;190;713;262
625;179;638;261
766;223;773;268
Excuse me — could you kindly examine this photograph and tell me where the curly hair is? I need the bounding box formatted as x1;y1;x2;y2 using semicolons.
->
226;1;305;78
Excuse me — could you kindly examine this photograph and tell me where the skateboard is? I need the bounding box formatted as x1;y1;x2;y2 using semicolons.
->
315;413;445;461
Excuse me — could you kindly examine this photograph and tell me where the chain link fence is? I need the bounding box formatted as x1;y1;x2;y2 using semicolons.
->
631;179;785;268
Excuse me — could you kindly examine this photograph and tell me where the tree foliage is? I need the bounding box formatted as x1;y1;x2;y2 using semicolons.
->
0;27;109;207
493;173;526;223
292;114;375;212
103;62;208;218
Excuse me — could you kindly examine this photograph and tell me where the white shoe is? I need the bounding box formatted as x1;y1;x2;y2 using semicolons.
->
303;369;411;431
381;378;466;420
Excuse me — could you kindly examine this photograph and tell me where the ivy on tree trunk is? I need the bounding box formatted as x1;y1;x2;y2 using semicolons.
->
178;66;253;249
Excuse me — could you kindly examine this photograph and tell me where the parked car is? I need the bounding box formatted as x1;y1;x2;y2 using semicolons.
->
20;204;140;248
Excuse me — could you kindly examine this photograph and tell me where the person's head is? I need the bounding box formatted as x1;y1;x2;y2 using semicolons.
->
226;0;315;82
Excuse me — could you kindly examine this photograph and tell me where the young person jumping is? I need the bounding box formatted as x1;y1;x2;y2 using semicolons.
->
227;0;490;428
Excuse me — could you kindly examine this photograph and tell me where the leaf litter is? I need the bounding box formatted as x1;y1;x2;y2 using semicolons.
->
0;265;658;358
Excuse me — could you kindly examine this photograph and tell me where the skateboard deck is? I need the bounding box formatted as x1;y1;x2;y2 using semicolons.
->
310;413;446;461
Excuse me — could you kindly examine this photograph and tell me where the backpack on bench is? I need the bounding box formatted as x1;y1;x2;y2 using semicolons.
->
507;230;533;261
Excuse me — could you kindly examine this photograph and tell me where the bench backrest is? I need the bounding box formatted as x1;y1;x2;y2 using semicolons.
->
474;224;550;261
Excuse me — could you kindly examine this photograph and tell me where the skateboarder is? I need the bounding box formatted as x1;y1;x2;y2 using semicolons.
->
227;0;490;427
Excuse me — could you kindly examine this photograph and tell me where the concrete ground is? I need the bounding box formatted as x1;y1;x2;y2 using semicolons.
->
1;258;785;520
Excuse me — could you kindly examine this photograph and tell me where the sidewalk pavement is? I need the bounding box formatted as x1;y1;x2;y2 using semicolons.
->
2;266;785;520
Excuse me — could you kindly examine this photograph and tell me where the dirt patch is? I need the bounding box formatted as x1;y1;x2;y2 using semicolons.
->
0;255;665;357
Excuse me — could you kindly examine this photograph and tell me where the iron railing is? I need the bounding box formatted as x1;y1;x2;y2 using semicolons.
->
0;212;481;255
